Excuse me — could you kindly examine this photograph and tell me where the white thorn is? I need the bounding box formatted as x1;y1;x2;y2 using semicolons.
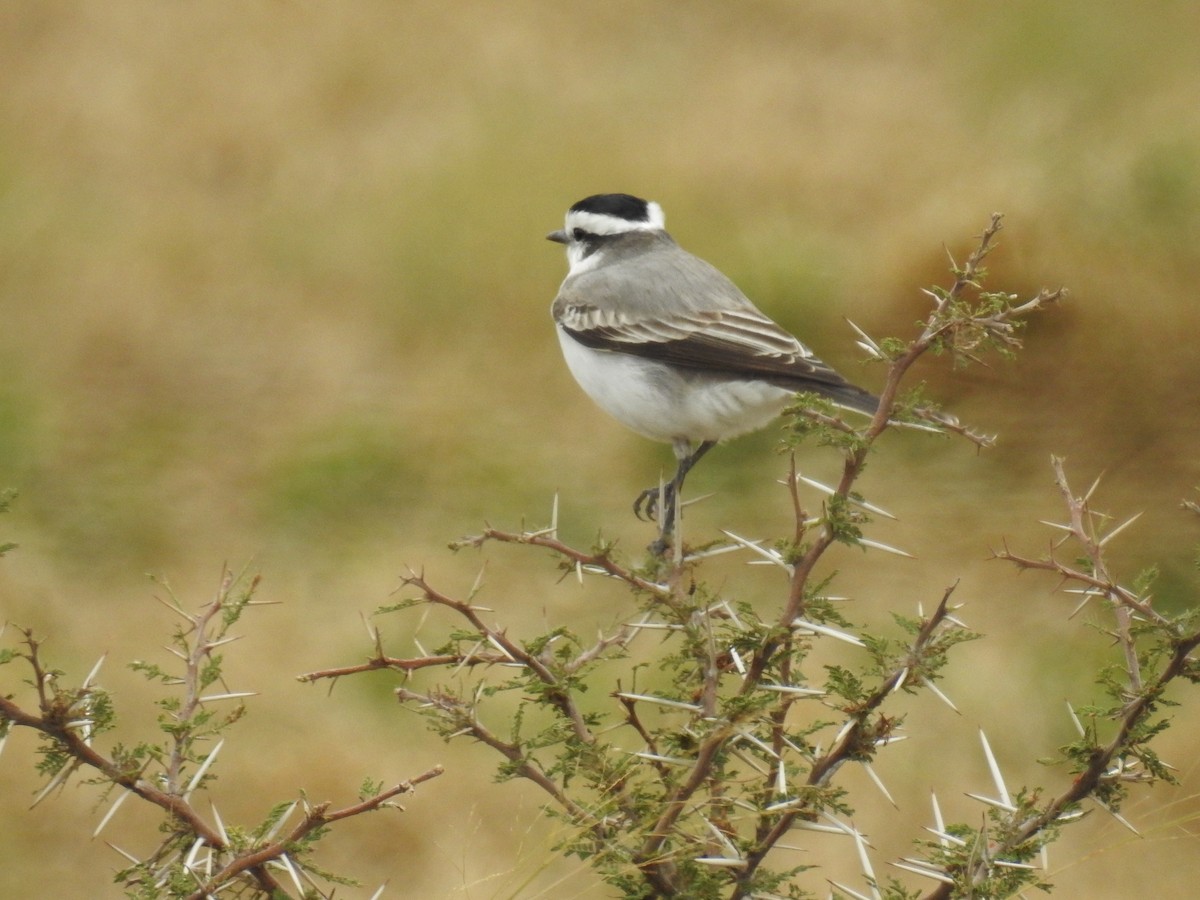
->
1066;700;1086;737
263;800;298;842
845;317;883;355
827;881;873;900
943;612;971;629
792;618;866;647
761;683;826;697
862;762;897;809
182;738;224;801
921;676;961;714
82;653;108;689
728;646;745;675
680;491;716;509
693;857;747;868
198;691;258;703
361;611;377;644
857;537;915;558
735;729;780;760
468;564;487;599
993;858;1038;870
683;540;759;561
788;816;852;833
1095;798;1141;835
923;826;966;848
821;811;868;841
105;841;142;865
795;473;898;520
277;852;305;894
978;729;1012;806
451;640;483;677
1037;520;1074;533
92;788;132;838
702;816;742;858
30;760;73;809
855;340;884;359
930;791;948;846
730;748;770;776
1099;511;1144;547
831;718;856;749
850;823;881;900
965;792;1018;812
1068;590;1101;618
211;801;229;844
889;860;955;884
184;835;206;869
615;692;702;712
720;529;792;571
632;751;692;766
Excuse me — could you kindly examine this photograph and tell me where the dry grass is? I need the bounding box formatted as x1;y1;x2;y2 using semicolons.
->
1;2;1199;896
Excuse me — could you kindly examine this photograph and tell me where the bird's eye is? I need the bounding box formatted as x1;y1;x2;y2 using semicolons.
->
572;227;587;241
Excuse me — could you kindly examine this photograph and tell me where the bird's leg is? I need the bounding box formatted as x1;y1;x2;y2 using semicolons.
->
636;440;716;555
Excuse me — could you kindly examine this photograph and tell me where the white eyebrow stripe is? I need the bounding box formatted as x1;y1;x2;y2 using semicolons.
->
564;202;665;237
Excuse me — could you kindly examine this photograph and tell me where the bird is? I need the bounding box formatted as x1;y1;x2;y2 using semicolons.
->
547;192;880;554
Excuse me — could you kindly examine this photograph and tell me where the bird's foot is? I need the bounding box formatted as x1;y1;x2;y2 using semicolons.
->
635;484;678;557
633;483;674;522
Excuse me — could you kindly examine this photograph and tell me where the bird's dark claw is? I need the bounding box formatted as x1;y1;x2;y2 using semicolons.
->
634;484;673;522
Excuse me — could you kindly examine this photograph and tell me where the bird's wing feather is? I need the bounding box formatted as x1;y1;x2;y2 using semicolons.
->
552;250;864;398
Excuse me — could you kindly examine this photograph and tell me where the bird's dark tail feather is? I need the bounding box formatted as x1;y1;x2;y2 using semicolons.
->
801;381;960;432
820;383;880;417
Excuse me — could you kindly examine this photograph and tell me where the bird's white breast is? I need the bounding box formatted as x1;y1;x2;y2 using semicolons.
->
556;327;793;445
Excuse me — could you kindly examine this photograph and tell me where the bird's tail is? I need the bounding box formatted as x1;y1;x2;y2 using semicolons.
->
820;383;880;417
819;383;961;433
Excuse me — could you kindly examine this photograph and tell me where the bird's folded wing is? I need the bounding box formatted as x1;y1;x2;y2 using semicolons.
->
556;301;855;390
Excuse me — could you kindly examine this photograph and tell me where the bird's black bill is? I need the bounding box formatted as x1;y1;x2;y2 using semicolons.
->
546;229;568;244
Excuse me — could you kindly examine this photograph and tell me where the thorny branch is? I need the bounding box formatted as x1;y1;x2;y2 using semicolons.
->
913;460;1200;899
183;765;444;900
309;217;1069;899
0;570;444;899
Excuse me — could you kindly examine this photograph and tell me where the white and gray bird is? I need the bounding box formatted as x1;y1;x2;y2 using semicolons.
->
547;192;879;553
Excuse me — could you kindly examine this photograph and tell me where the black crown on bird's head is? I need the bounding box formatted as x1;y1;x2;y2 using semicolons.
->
551;193;667;243
569;193;656;224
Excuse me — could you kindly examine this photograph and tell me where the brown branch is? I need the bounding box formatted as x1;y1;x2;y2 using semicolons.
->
454;527;670;596
635;723;734;878
922;630;1200;900
298;651;508;682
563;622;640;675
402;570;597;746
735;584;963;894
0;635;227;848
184;765;444;900
923;459;1197;897
396;686;594;824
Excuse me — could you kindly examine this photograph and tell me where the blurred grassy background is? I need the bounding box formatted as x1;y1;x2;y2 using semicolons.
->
2;1;1199;896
